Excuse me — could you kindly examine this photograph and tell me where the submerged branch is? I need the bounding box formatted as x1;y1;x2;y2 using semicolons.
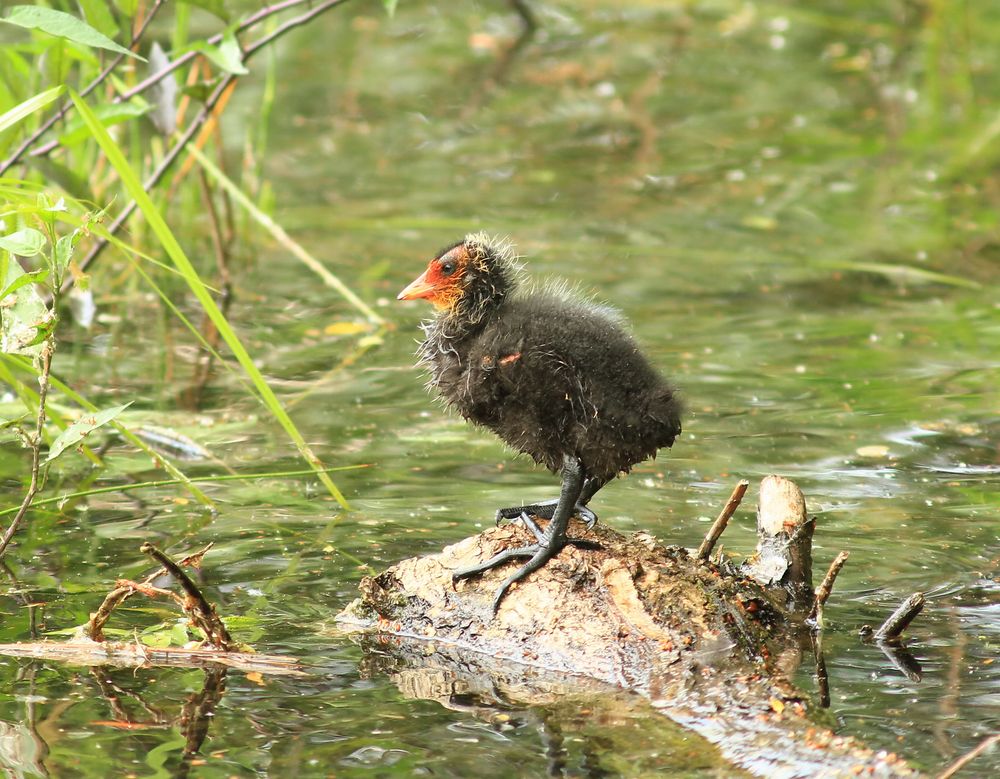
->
141;542;236;651
936;732;1000;779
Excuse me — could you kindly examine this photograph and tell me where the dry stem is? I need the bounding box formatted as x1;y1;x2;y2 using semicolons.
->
936;732;1000;779
874;592;925;643
808;550;850;622
696;479;749;560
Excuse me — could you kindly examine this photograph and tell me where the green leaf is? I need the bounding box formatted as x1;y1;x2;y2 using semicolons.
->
0;85;64;134
0;228;46;257
22;314;57;347
111;0;138;16
0;268;49;301
383;0;399;17
1;6;146;61
68;90;350;509
188;33;248;75
77;0;119;38
45;402;132;462
0;258;50;357
179;0;230;22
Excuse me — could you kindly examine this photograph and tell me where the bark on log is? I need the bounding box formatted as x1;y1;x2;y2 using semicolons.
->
742;475;815;609
336;478;915;778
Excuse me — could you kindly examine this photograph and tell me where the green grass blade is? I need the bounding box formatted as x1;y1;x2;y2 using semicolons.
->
188;145;385;326
69;89;350;509
0;85;64;134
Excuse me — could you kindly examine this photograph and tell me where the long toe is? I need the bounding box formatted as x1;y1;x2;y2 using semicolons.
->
452;545;538;581
491;541;563;613
496;499;558;522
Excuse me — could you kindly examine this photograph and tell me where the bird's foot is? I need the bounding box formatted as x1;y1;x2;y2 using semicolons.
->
453;530;600;614
495;499;598;529
453;536;569;614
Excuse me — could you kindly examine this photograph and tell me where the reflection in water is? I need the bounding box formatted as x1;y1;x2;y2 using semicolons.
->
0;664;227;779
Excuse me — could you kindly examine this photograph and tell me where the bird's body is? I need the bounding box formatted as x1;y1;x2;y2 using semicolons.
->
399;234;681;612
421;289;680;482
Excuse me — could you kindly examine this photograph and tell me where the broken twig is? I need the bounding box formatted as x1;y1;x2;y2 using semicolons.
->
808;550;849;623
141;543;236;651
86;543;213;641
872;592;925;643
697;479;749;561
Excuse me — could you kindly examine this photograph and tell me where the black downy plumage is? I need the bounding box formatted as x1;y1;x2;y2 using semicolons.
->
398;233;682;612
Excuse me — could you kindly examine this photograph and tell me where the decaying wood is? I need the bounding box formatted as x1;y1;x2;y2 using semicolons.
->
0;638;305;675
336;475;915;778
696;479;749;561
742;475;815;609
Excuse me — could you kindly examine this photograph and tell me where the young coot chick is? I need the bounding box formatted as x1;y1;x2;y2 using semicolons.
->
398;234;682;612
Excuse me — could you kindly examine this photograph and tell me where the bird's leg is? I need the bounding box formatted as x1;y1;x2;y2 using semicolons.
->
455;456;587;614
495;476;608;530
495;477;605;528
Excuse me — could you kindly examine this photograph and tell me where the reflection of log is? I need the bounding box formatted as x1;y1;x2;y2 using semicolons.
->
337;476;914;778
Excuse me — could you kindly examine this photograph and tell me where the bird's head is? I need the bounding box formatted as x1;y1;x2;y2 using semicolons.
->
398;233;518;320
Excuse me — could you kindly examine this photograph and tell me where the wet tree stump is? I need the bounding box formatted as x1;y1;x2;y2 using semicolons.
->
336;476;914;778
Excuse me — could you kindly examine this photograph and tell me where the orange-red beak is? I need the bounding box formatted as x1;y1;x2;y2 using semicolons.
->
397;268;436;301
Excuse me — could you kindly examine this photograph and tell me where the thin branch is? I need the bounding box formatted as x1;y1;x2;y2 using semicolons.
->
141;542;236;651
86;543;214;641
0;344;54;559
67;0;350;285
936;732;1000;779
67;75;238;285
0;0;167;176
808;550;849;622
696;480;748;561
873;592;925;643
21;0;345;165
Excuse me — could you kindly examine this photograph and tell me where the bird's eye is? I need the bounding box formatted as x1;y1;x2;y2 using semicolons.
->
440;261;456;276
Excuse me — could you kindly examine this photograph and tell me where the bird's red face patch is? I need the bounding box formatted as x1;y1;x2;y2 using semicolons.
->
398;244;470;310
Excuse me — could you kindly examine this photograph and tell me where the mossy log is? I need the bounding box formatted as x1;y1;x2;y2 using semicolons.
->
336;477;914;778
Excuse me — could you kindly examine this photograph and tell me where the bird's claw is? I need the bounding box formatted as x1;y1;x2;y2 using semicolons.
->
453;539;566;615
452;534;601;615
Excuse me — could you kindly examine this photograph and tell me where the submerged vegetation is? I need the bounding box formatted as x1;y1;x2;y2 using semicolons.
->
0;1;997;776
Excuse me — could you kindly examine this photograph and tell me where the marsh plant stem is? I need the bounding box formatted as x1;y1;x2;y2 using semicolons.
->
0;344;53;559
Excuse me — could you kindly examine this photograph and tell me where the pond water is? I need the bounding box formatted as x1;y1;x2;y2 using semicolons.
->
1;1;998;776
